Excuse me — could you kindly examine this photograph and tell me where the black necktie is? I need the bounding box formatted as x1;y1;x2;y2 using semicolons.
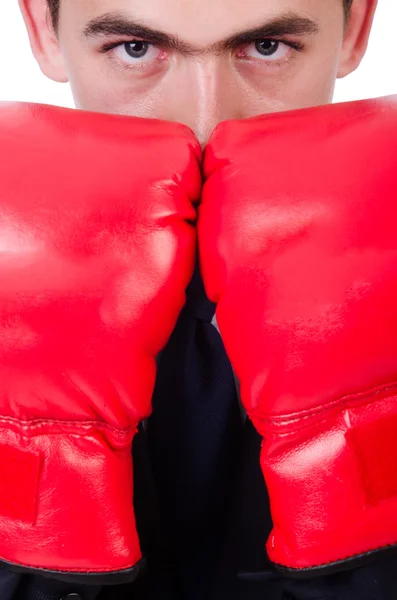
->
146;261;243;599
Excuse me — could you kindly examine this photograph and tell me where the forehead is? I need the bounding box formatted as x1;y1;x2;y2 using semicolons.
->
67;0;335;44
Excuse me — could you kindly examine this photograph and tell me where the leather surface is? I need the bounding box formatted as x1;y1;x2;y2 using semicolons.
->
0;103;201;576
199;96;397;572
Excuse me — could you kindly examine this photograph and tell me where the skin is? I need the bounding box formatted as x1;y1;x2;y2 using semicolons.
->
20;0;377;145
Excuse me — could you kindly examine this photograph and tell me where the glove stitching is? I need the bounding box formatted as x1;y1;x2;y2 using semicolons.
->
250;379;397;432
0;414;137;440
0;556;138;576
272;538;397;572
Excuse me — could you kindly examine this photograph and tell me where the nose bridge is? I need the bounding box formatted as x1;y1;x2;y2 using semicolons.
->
194;58;223;134
169;58;239;145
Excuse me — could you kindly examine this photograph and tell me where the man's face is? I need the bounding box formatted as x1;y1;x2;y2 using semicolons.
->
25;0;375;144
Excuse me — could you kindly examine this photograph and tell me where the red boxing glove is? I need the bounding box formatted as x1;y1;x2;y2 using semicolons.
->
0;103;200;581
199;97;397;575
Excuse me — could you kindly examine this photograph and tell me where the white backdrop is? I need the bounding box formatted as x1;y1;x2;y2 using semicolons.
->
0;2;395;106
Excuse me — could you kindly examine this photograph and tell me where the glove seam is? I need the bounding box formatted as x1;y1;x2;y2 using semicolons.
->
0;414;137;440
0;555;138;575
271;538;397;572
250;379;397;432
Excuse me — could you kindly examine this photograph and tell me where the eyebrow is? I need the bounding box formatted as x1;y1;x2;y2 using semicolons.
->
83;12;320;56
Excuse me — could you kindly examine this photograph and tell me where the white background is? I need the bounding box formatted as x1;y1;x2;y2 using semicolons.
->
0;2;395;106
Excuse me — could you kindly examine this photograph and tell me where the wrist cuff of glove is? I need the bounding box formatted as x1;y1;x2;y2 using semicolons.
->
0;418;143;583
255;384;397;575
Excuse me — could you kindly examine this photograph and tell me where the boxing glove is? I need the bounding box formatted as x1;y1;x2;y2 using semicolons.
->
199;96;397;574
0;102;201;582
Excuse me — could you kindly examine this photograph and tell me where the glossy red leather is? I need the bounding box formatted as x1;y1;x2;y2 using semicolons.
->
199;96;397;572
0;103;201;577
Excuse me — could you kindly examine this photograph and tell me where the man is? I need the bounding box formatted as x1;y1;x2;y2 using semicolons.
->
1;0;394;599
21;0;374;146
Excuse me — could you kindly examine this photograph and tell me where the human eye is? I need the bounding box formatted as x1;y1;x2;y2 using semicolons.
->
101;39;166;69
237;39;304;64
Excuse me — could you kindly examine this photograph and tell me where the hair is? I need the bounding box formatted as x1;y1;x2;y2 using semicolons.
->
47;0;59;31
344;0;354;17
46;0;355;32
